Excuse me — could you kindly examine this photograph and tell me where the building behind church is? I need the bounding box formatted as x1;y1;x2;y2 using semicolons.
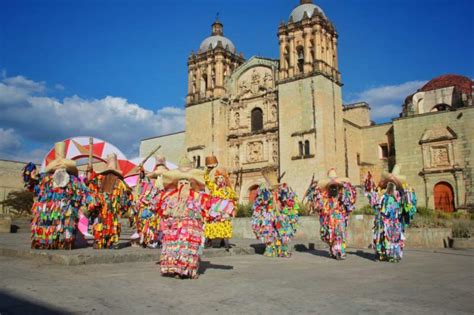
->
140;0;473;212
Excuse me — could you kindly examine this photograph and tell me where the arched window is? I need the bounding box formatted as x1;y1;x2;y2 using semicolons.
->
298;141;304;156
251;108;263;132
431;103;450;112
296;46;304;73
304;140;310;156
200;74;207;97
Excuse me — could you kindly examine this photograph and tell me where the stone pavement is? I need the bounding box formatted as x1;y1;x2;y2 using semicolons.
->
0;248;473;314
0;232;327;265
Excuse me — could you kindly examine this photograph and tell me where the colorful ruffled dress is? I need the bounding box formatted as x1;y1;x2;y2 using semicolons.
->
88;174;133;249
252;183;299;257
158;189;207;278
309;182;356;258
204;170;236;240
367;187;417;261
134;178;164;248
30;173;95;249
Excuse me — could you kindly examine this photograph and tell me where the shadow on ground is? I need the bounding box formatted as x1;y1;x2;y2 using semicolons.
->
348;250;377;261
199;261;234;274
0;290;69;314
250;243;266;255
294;243;332;258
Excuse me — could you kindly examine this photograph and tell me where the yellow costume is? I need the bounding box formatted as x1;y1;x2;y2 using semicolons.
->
204;168;237;240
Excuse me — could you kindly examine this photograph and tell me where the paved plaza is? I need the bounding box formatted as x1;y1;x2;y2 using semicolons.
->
0;247;473;314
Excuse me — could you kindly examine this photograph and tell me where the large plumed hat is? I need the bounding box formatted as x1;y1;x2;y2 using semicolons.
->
318;168;350;189
162;156;205;190
213;166;231;187
147;154;169;179
44;141;78;175
380;164;406;190
98;153;123;178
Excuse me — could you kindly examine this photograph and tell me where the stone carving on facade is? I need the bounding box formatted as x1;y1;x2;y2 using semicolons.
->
234;112;240;128
272;141;278;163
247;141;263;163
431;145;450;167
271;104;277;122
263;72;273;89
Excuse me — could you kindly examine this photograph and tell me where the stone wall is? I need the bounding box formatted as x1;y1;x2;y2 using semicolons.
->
392;107;474;209
140;131;185;164
359;123;393;183
278;75;345;198
231;216;451;249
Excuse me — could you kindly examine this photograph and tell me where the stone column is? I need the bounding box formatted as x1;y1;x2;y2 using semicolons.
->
196;66;202;99
288;35;295;77
279;35;287;79
313;25;321;72
303;27;312;73
215;56;224;97
207;61;212;98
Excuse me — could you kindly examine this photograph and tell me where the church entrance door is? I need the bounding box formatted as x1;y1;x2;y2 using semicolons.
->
434;182;455;212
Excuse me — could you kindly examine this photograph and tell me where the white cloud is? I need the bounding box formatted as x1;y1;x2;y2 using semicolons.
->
348;80;426;121
0;74;185;161
54;83;65;90
0;128;21;152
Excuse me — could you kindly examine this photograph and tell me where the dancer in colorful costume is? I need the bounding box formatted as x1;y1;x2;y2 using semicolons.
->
89;153;133;249
133;155;169;248
365;165;417;262
204;156;237;250
252;168;299;257
29;141;94;249
307;169;356;260
158;157;208;279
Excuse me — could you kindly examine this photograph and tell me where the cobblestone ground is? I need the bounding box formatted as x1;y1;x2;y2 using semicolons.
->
0;248;473;314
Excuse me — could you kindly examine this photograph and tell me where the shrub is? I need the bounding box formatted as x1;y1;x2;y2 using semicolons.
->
452;220;472;238
352;204;375;215
297;202;313;216
416;207;435;218
0;190;34;216
235;203;253;217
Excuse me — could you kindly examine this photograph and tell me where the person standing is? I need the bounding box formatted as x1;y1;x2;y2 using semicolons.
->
90;153;133;249
365;165;417;262
158;157;208;279
308;169;356;260
133;155;169;248
252;168;299;257
204;157;237;251
29;141;94;250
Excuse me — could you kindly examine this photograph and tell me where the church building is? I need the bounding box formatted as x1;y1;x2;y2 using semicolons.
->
140;0;474;212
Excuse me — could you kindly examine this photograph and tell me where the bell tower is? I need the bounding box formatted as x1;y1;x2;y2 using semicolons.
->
277;0;345;196
186;18;244;106
278;0;340;83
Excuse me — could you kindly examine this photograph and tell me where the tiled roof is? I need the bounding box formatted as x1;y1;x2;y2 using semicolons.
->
420;74;472;94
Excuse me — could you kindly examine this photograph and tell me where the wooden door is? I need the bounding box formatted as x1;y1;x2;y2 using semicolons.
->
434;182;455;212
248;185;259;204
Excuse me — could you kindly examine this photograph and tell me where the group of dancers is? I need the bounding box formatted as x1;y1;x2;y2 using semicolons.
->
23;140;417;279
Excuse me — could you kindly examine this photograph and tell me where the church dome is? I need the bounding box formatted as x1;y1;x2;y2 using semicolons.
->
289;0;325;22
420;74;472;95
199;35;236;53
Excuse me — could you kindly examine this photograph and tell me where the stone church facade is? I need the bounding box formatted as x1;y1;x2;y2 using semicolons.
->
140;0;473;211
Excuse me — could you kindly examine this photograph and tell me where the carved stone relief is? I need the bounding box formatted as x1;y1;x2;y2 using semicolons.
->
247;141;263;163
431;145;450;167
237;66;274;98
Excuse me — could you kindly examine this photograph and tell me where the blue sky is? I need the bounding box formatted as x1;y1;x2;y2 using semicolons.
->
0;0;473;162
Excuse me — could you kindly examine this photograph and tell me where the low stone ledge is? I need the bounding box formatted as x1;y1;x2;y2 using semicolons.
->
0;214;12;233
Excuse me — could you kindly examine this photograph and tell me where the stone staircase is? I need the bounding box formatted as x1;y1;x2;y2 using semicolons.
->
11;217;31;233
